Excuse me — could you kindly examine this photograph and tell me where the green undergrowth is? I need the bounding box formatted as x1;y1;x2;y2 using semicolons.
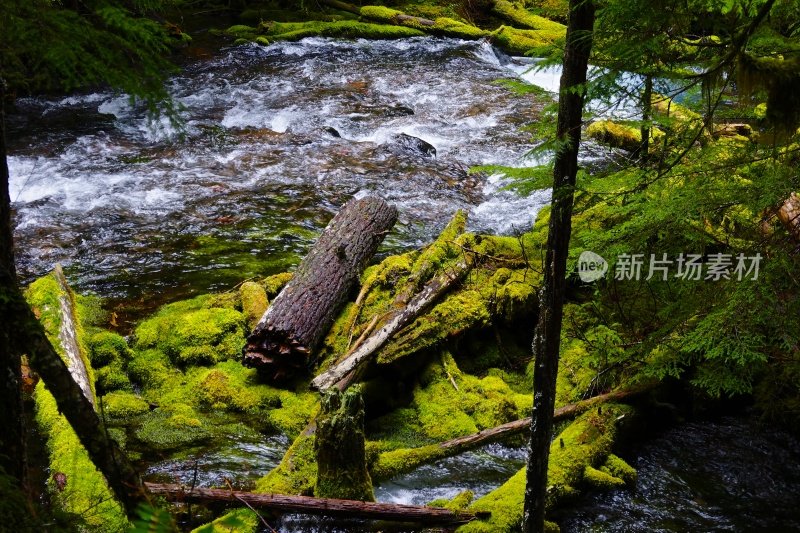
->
457;404;635;532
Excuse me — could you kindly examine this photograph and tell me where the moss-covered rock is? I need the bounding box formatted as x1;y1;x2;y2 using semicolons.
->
100;391;150;420
133;294;246;366
255;432;317;495
227;20;426;44
239;281;268;329
600;453;637;485
87;330;132;367
95;361;132;393
428;489;474;510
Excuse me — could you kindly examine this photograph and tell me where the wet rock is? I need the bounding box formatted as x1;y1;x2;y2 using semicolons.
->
389;133;437;158
322;126;341;138
384;104;415;117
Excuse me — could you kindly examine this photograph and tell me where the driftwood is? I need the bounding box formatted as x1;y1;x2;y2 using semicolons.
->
310;258;471;391
244;196;397;381
144;483;487;525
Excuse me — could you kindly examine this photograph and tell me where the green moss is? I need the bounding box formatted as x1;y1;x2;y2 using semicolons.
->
255;433;317;495
652;93;702;124
135;406;211;450
250;20;425;42
459;405;632;532
586;120;665;152
87;331;132;367
133;294;246;366
261;272;293;298
370;444;445;481
600;453;637;485
359;5;403;22
583;464;626;489
239;281;268;329
192;508;258;533
127;348;176;389
101;391;150;420
267;390;319;438
492;0;566;33
34;382;128;531
428;489;474;510
95;361;131;393
490;24;563;56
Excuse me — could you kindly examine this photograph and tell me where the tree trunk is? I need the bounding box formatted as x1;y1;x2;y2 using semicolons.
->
144;483;488;525
310;257;471;391
0;77;28;497
315;387;374;501
522;1;596;532
10;290;150;517
639;74;653;164
244;196;397;381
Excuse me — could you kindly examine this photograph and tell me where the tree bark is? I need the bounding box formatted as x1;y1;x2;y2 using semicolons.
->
244;196;397;381
639;74;653;164
0;76;28;496
9;290;150;517
310;257;471;391
315;387;374;501
522;1;596;532
144;483;488;525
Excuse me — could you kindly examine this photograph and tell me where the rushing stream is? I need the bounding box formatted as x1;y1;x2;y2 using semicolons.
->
7;37;567;320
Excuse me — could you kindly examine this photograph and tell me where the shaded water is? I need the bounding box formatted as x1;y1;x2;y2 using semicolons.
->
559;416;800;532
8;37;560;320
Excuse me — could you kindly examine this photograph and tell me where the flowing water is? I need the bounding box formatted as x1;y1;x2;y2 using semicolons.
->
7;37;571;321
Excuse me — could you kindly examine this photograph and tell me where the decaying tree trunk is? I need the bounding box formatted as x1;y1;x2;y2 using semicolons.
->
51;264;95;407
145;482;488;525
778;192;800;243
244;196;397;381
310;258;471;391
315;387;374;501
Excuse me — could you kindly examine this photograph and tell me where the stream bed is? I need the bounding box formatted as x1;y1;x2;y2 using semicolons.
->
8;36;565;321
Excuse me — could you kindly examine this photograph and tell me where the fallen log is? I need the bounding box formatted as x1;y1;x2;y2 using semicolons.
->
370;385;652;481
310;257;472;391
144;483;487;525
244;196;397;381
438;386;647;454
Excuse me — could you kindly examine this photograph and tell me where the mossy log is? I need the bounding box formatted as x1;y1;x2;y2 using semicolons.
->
311;256;472;391
315;387;374;501
244;196;397;381
370;385;649;481
19;271;148;517
457;404;634;533
145;482;488;525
